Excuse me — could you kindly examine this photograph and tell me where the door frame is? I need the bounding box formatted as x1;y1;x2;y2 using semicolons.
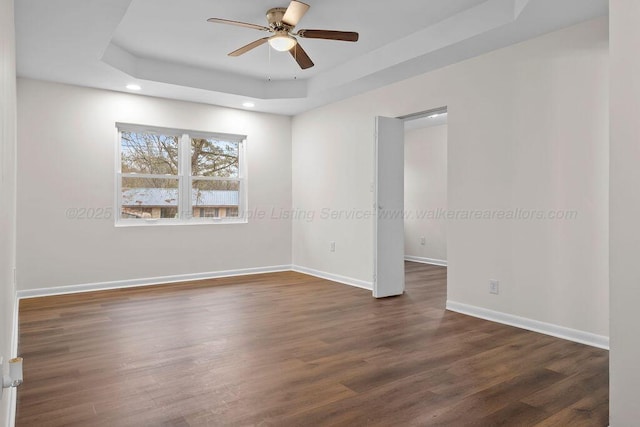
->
373;107;448;298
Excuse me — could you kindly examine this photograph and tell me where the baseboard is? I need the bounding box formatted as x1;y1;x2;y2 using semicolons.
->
446;300;609;350
15;264;373;300
8;291;19;427
291;265;373;291
11;293;18;360
16;265;292;299
404;256;448;267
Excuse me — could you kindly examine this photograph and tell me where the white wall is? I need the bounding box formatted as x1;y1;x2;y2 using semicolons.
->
610;1;640;425
0;0;17;423
292;17;609;337
404;124;447;263
16;80;292;291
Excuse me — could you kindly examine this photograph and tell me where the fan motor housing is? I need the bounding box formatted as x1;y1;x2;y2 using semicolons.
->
266;7;290;29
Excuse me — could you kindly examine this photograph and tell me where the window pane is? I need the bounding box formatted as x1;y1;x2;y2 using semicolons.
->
121;132;179;174
121;177;179;220
192;180;239;218
191;138;239;178
160;208;178;219
198;207;220;218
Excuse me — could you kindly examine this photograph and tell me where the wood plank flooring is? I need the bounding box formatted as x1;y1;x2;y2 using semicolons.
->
16;262;609;426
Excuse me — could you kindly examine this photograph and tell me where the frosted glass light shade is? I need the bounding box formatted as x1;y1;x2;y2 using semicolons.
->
268;34;297;52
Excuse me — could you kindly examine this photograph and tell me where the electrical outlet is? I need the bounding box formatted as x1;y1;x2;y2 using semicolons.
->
330;241;336;252
489;280;500;295
420;237;426;246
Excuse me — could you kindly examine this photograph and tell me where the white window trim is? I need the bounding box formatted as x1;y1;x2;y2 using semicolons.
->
115;123;248;227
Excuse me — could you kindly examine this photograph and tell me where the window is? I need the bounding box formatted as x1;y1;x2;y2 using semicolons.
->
122;207;153;219
199;207;219;218
116;124;246;225
161;208;178;219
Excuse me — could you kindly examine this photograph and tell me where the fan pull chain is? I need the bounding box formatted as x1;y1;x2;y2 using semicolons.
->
293;45;297;81
267;44;272;82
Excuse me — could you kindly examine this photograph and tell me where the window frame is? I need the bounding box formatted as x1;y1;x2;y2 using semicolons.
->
115;123;247;227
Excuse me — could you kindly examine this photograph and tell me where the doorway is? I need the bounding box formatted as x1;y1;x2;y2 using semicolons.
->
373;107;448;299
404;110;448;267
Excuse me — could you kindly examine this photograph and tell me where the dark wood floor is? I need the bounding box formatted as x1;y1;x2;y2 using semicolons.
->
16;262;609;426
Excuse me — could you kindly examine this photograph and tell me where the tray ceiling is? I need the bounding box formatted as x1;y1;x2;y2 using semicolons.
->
15;0;607;115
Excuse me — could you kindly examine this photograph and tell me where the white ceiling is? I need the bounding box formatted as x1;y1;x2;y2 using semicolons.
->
112;0;487;81
15;0;608;116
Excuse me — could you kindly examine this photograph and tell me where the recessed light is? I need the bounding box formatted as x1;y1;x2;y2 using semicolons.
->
242;102;255;108
126;84;141;91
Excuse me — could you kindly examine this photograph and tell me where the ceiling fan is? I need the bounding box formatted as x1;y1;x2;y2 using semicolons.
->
207;0;359;70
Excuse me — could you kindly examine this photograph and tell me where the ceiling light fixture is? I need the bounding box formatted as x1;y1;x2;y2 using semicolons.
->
242;102;255;108
126;84;141;91
268;33;297;52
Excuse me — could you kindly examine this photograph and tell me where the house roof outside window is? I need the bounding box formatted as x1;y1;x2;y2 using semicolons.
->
122;188;239;207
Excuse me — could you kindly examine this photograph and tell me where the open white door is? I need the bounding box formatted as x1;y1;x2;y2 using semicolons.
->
374;116;405;298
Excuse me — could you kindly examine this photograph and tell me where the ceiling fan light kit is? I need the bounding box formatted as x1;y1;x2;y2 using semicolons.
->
207;0;359;70
269;33;297;52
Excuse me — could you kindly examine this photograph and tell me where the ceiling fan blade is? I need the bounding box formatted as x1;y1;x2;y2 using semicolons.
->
229;37;270;57
290;42;314;69
297;29;359;42
207;18;270;32
282;1;310;27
